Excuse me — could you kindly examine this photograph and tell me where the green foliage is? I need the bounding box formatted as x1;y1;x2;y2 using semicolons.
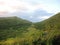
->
34;13;60;30
0;13;60;45
0;16;32;29
0;17;32;40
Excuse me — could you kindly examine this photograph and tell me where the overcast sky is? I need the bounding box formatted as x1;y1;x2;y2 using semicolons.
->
0;0;60;22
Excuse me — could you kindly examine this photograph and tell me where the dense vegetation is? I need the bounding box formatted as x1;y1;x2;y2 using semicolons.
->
0;13;60;45
0;17;32;40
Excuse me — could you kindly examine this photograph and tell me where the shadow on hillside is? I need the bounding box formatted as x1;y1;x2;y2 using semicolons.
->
52;35;60;45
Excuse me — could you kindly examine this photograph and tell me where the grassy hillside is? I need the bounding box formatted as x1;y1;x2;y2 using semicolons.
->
0;13;60;45
0;17;32;40
34;13;60;45
35;13;60;30
0;17;42;45
0;16;32;29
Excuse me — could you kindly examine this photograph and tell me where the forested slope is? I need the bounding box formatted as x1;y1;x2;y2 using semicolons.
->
0;13;60;45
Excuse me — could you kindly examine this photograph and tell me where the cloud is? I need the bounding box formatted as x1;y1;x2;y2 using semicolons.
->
0;0;59;15
0;0;38;16
11;9;53;22
18;0;60;13
37;16;50;20
0;0;29;13
0;0;59;22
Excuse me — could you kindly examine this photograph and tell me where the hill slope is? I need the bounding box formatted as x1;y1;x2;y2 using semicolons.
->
0;16;32;40
0;16;32;29
35;13;60;30
34;13;60;45
0;13;60;45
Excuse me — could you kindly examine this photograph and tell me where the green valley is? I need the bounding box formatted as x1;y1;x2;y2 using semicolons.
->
0;13;60;45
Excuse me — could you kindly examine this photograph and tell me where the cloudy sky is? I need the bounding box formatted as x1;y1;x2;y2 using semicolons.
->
0;0;60;22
